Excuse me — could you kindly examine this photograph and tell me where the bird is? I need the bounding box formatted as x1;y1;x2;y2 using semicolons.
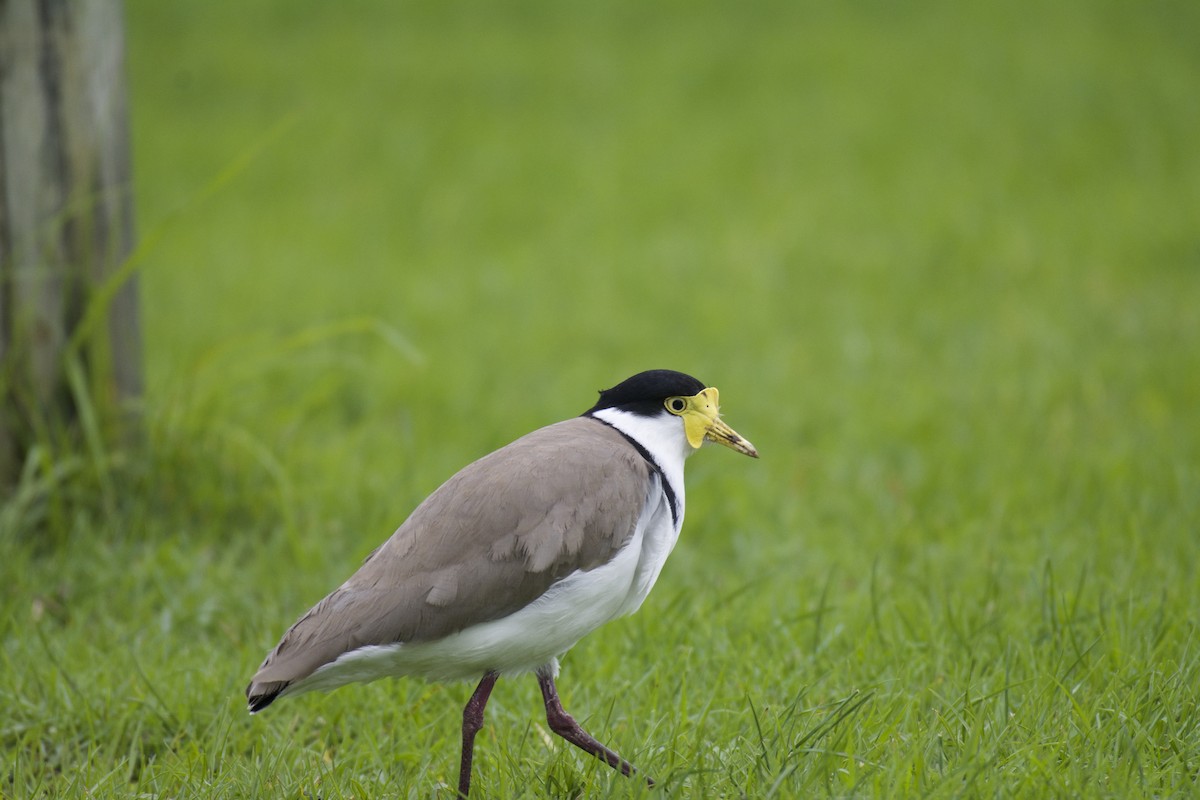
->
246;369;758;796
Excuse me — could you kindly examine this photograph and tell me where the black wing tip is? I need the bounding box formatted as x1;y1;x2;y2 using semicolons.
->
246;681;286;714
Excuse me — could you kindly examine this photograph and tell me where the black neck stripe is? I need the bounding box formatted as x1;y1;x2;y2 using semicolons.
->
587;416;679;526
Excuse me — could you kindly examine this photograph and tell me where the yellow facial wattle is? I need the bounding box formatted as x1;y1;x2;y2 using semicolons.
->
665;387;758;458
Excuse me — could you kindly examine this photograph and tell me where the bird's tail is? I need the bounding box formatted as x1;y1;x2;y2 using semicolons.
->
245;680;289;713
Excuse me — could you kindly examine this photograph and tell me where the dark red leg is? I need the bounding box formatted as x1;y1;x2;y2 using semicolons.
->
458;671;499;798
536;669;654;787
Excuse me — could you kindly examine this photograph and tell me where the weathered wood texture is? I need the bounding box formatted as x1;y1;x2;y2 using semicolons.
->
0;0;141;485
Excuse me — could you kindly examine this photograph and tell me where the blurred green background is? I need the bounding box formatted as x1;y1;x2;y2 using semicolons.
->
130;0;1199;538
5;0;1199;796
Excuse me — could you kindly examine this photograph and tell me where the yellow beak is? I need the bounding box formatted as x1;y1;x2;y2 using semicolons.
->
682;388;759;458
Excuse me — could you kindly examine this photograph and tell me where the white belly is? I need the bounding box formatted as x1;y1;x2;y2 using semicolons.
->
287;486;680;694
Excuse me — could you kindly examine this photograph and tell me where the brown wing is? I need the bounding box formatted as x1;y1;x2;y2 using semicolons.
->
247;418;649;702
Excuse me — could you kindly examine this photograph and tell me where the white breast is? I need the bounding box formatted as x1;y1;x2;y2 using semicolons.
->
618;473;683;617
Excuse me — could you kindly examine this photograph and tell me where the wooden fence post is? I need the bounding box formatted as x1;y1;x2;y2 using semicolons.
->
0;0;142;487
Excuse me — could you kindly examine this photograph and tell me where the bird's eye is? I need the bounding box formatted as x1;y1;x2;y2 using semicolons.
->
665;397;688;414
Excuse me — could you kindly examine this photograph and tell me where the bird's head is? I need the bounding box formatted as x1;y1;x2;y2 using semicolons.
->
586;369;758;458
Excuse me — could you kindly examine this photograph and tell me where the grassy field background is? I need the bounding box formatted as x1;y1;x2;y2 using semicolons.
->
4;0;1199;797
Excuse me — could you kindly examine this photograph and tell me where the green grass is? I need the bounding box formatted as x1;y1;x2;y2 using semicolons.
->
4;0;1199;796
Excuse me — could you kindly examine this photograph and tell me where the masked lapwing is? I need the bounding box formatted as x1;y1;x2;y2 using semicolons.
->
246;369;757;796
